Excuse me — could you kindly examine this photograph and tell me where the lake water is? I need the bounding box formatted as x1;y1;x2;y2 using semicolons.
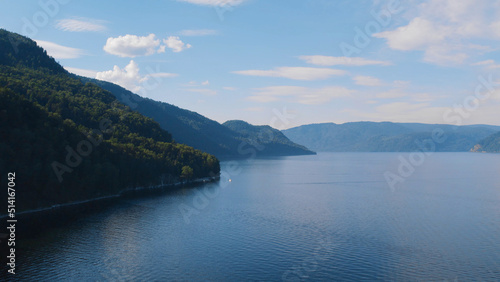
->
5;153;500;281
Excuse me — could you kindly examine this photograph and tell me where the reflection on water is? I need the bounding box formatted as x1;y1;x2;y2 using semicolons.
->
4;153;500;281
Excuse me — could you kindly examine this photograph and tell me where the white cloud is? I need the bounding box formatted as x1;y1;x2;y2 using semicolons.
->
35;40;85;59
163;36;192;52
353;75;383;86
233;67;346;81
424;45;468;64
474;60;495;66
374;80;435;101
56;18;106;32
179;29;218;36
374;17;447;51
103;34;162;57
96;60;147;92
176;0;246;7
157;45;166;53
473;59;500;69
299;56;391;66
373;0;500;65
95;60;177;92
202;80;210;85
491;20;500;38
65;67;98;78
223;86;237;91
248;86;354;105
346;100;500;125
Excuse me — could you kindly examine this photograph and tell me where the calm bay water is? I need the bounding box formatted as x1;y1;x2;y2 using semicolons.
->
7;153;500;281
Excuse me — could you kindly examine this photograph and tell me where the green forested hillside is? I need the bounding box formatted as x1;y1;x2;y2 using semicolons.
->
0;29;219;212
78;76;315;158
79;76;241;157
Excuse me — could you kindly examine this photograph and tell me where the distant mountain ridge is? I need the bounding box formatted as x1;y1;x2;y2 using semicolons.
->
78;76;315;158
283;122;500;152
223;120;315;156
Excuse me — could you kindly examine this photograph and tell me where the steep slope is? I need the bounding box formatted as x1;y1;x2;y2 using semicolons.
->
78;76;315;158
223;120;315;156
0;29;219;212
78;77;242;157
471;131;500;152
283;122;500;152
0;29;66;74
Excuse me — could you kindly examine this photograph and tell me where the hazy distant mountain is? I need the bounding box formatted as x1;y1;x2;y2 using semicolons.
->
223;120;315;156
78;77;314;158
471;131;500;153
282;122;500;152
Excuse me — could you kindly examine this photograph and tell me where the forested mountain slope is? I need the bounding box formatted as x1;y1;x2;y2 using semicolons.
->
0;29;219;212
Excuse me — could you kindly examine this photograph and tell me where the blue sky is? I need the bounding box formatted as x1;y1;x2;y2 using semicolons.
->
2;0;500;128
